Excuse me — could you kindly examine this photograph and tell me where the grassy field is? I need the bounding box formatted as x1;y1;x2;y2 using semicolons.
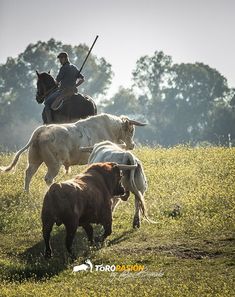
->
0;147;234;297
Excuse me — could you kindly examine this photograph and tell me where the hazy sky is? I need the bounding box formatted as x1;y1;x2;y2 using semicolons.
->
0;0;235;95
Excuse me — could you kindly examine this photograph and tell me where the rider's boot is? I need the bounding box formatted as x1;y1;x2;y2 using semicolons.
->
45;106;53;124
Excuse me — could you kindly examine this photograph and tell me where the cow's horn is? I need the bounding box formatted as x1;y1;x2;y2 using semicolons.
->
128;120;147;126
79;146;94;152
117;164;137;170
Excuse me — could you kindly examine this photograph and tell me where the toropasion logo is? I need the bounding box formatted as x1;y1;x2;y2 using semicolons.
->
73;260;144;273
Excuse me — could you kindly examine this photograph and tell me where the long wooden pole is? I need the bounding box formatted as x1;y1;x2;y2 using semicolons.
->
79;35;99;73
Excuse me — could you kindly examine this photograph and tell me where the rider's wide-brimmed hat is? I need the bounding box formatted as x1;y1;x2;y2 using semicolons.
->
57;52;68;59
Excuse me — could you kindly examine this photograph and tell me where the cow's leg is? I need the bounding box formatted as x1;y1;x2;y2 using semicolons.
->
64;164;71;175
64;222;78;256
120;191;130;201
42;218;54;259
82;224;94;244
40;145;61;185
111;197;120;212
99;210;112;242
25;147;42;192
44;163;61;186
111;191;130;212
102;221;112;241
133;196;141;228
24;161;42;192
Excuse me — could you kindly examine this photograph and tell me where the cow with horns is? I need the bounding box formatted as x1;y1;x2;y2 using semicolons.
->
0;114;146;192
80;140;149;228
41;162;137;258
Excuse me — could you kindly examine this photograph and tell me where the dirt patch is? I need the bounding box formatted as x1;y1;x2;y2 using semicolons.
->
150;245;223;259
116;244;224;260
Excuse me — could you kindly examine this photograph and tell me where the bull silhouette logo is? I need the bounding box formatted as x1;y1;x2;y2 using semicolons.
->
73;259;93;272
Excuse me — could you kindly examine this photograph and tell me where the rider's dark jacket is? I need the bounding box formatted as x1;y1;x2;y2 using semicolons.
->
56;61;84;91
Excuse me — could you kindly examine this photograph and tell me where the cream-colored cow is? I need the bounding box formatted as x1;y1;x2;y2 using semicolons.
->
0;114;146;192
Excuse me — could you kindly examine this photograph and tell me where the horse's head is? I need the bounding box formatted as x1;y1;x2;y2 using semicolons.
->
35;70;57;104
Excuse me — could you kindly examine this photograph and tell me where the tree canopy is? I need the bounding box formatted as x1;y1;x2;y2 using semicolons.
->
1;43;235;150
103;51;234;146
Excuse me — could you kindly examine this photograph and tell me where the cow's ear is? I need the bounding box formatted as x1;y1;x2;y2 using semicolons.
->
36;70;40;77
121;116;129;131
123;119;130;131
48;70;51;74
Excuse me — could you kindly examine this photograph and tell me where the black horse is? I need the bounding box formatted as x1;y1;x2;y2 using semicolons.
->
35;71;97;124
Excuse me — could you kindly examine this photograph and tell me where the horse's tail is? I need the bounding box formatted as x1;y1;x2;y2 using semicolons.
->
0;125;45;172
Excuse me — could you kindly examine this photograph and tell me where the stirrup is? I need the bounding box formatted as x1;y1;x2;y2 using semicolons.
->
52;99;64;111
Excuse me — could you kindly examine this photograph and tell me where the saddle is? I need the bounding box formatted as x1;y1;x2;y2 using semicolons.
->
51;88;77;111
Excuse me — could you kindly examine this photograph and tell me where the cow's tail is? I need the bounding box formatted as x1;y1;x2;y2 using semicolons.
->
50;183;65;226
129;159;158;225
0;126;45;173
127;154;147;217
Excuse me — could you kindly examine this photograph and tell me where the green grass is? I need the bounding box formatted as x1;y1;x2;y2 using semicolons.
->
0;147;234;297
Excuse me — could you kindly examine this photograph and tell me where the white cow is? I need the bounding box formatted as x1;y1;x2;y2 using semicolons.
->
0;114;146;192
85;140;148;228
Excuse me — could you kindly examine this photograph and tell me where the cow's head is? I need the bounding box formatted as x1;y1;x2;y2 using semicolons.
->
88;162;125;197
103;162;125;197
112;165;125;197
119;117;147;150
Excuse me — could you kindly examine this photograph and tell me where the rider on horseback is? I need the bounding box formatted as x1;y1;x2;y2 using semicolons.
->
44;52;85;123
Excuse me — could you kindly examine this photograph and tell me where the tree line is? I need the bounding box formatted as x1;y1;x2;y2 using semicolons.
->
0;39;234;150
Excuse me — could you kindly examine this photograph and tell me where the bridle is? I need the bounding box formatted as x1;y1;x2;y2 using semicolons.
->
36;76;58;103
37;85;58;100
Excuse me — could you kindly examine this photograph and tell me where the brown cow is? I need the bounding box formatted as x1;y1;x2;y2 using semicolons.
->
41;162;127;258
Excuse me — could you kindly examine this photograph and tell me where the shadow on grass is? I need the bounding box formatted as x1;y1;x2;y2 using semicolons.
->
2;227;91;282
1;226;134;282
108;229;136;246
